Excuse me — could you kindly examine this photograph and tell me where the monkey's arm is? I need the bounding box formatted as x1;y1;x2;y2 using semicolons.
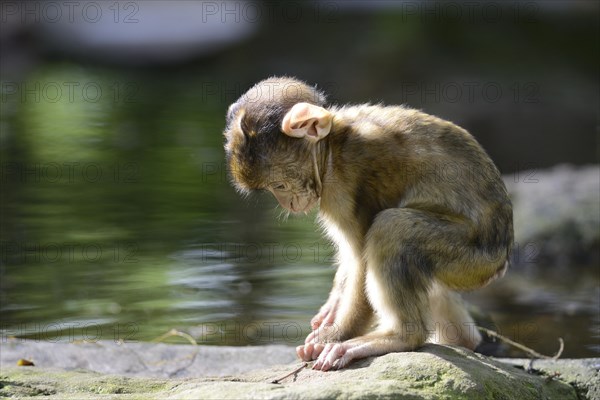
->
308;268;345;332
299;220;376;361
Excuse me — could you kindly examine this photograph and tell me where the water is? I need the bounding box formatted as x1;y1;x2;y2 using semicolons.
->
1;63;598;358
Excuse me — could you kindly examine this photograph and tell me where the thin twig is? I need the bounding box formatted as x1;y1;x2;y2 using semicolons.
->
270;363;309;384
477;326;564;360
152;329;198;346
150;329;200;377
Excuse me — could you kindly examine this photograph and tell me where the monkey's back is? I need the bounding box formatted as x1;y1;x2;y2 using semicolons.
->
324;104;513;254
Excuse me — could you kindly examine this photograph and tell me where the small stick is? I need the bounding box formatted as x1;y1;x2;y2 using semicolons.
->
477;326;564;360
271;362;309;384
151;329;198;346
149;329;200;376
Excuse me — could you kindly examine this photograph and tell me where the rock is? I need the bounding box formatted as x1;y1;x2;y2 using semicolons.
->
0;340;296;378
504;164;599;266
1;341;598;399
499;358;600;400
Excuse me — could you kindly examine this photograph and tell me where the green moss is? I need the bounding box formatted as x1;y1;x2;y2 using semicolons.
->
0;368;171;399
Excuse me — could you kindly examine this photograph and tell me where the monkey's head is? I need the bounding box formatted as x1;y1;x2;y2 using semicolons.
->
224;77;333;213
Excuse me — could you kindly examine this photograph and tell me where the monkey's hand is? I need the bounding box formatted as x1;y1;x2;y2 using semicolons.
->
296;323;342;362
298;295;345;361
309;295;340;331
302;293;342;347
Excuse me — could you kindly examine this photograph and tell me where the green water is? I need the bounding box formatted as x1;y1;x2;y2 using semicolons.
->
1;63;598;358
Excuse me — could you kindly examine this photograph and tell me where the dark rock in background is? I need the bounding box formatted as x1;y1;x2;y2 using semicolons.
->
504;164;599;267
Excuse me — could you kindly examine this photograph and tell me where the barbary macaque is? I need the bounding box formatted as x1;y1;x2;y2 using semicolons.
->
223;77;513;371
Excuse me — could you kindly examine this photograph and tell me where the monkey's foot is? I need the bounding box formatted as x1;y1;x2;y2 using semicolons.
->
311;342;356;371
309;296;340;331
309;332;420;371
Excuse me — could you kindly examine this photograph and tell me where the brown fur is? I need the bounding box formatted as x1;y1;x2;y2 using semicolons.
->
223;77;513;370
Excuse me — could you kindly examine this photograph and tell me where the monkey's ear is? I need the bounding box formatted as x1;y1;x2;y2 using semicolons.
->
281;103;332;142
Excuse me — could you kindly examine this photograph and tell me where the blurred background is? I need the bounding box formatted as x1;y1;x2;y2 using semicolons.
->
1;1;598;358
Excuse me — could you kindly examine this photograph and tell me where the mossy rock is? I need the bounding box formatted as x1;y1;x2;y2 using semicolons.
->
2;343;598;399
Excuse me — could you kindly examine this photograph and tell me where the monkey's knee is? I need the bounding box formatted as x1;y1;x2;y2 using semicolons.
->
435;258;508;291
367;208;508;292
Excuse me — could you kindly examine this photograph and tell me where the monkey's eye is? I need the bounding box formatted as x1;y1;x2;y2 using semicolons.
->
271;182;288;191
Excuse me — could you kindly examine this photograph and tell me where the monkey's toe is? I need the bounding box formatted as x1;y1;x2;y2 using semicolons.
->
313;343;347;371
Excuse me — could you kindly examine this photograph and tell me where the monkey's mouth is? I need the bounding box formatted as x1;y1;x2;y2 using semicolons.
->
269;190;319;214
287;196;319;214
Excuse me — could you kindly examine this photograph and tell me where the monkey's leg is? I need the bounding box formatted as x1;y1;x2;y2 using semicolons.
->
428;283;481;349
313;208;504;370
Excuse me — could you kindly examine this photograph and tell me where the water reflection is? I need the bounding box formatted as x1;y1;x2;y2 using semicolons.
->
0;63;597;357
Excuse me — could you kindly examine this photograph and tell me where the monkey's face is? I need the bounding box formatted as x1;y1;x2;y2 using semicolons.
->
224;113;321;213
263;160;321;213
224;111;322;213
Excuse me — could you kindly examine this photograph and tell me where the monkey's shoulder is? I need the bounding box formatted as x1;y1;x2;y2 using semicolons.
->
330;104;471;142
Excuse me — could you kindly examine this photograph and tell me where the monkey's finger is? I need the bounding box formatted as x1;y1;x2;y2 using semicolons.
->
311;318;322;330
305;325;328;343
297;342;316;361
305;330;317;344
323;311;336;326
310;342;325;361
296;344;308;361
310;308;330;329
